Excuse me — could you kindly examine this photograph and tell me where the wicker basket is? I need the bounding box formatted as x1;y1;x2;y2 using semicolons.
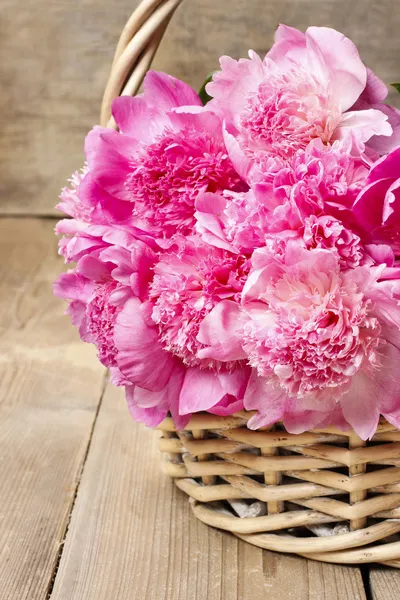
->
102;0;400;567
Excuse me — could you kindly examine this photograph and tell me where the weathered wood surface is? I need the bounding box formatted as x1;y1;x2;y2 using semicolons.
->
370;568;400;600
0;218;105;600
1;0;400;215
48;382;366;600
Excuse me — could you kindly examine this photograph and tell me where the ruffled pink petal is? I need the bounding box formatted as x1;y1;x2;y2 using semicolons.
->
283;408;327;434
195;193;237;252
334;109;392;144
126;386;168;428
359;68;388;104
365;244;395;267
352;178;390;238
77;254;113;281
196;300;246;361
244;370;290;429
223;125;251;181
179;367;225;414
367;104;400;155
208;395;244;416
207;53;265;120
53;271;94;303
267;24;306;65
143;71;202;110
111;96;164;141
340;371;380;440
114;297;175;391
85;129;137;200
167;106;222;134
368;146;400;181
318;404;351;431
78;173;133;223
218;366;251;398
306;27;367;111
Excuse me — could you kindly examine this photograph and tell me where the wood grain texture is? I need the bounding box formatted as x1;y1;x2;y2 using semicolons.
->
0;218;105;600
1;0;399;215
49;382;366;600
370;568;400;599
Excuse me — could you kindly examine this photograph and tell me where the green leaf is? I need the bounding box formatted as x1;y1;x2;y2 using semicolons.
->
391;83;400;94
199;73;216;106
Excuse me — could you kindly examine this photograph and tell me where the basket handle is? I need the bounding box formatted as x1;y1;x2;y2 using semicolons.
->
101;0;184;128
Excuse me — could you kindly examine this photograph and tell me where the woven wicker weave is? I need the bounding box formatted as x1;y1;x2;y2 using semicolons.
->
102;0;400;567
158;413;400;567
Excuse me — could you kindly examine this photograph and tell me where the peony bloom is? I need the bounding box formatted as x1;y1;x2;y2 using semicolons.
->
199;241;400;439
54;224;250;426
84;71;244;241
54;25;400;438
195;142;367;267
206;25;393;166
150;236;249;368
241;243;400;439
352;146;400;252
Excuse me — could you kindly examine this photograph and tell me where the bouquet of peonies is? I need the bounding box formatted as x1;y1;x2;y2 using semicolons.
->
54;25;400;441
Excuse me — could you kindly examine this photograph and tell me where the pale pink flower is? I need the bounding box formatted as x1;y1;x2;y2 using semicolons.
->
302;215;363;269
207;25;393;164
240;243;400;438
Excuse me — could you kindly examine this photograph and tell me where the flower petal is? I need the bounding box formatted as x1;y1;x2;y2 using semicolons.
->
306;27;367;111
179;368;225;414
114;297;175;391
197;300;246;361
334;109;392;144
111;96;165;141
244;370;289;429
143;71;202;110
340;371;380;440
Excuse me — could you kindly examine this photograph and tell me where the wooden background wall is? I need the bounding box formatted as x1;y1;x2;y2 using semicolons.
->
1;0;399;215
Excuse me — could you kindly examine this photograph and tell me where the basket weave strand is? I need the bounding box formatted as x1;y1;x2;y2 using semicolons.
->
157;412;400;566
102;0;400;567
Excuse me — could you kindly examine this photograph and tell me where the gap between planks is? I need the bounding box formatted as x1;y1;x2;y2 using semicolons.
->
45;372;109;600
47;383;368;600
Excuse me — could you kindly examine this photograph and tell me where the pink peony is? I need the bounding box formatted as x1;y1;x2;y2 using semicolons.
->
54;224;250;426
207;25;394;164
85;71;244;240
150;236;249;367
198;241;400;439
352;146;400;252
54;26;400;438
240;243;400;438
195;142;367;267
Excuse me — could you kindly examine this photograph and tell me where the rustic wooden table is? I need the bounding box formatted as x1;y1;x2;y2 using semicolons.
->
1;1;400;598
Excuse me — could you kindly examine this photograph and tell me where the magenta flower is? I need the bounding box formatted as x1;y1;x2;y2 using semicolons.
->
207;25;393;163
54;223;250;426
150;236;249;368
85;71;244;240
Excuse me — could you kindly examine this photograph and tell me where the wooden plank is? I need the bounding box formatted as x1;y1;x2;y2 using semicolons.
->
49;383;366;600
370;568;400;599
0;218;105;600
1;0;399;216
